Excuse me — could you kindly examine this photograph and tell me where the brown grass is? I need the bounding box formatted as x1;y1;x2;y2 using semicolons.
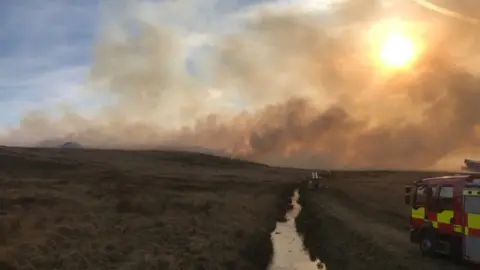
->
0;147;303;270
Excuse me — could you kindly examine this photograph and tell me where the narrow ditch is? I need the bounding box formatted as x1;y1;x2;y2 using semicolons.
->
268;189;326;270
294;187;333;268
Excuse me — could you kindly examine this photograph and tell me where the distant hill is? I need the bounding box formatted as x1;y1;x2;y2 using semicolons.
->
157;144;229;157
35;139;83;149
60;141;83;149
35;139;64;148
35;139;226;156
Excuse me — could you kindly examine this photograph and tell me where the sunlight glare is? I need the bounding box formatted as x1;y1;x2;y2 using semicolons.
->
379;32;416;68
369;19;423;70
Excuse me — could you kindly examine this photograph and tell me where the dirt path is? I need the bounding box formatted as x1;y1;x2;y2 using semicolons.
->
316;193;411;253
297;188;466;270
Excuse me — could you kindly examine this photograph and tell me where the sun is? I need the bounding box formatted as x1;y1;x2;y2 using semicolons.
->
368;19;423;70
379;32;416;68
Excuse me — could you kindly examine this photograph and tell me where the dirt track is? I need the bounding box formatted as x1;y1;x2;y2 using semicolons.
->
0;147;303;270
296;170;469;270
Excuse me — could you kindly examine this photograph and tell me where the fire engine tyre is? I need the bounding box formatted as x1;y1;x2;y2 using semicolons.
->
419;230;438;257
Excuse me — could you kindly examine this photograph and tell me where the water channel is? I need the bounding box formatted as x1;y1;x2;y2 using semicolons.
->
268;190;326;270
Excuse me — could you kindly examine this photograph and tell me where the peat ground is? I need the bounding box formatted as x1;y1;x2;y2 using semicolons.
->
0;147;303;270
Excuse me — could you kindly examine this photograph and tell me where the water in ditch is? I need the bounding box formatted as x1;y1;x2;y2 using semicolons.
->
268;189;326;270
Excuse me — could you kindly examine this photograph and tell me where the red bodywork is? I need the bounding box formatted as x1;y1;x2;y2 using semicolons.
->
411;175;467;232
408;174;480;264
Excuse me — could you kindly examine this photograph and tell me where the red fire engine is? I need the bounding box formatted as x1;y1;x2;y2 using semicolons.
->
405;174;480;264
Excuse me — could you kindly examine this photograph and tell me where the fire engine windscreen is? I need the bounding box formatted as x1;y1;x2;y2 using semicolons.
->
438;186;454;210
1;0;480;170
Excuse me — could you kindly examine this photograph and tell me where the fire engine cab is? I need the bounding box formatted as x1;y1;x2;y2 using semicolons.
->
405;174;480;264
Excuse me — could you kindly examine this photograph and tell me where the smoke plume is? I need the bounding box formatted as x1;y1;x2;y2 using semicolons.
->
2;0;480;169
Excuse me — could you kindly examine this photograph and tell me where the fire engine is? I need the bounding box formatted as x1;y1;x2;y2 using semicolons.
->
404;174;480;264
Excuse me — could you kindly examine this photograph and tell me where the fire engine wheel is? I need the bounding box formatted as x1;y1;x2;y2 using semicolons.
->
419;230;437;257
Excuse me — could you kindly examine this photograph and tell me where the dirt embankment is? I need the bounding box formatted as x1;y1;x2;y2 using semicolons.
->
1;147;302;270
295;170;468;270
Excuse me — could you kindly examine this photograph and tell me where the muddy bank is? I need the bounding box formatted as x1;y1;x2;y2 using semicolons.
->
295;187;404;270
246;182;300;270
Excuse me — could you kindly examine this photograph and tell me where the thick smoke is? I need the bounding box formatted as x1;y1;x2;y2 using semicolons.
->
2;0;480;169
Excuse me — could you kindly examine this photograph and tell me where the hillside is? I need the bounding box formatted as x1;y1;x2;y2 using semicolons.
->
1;147;303;270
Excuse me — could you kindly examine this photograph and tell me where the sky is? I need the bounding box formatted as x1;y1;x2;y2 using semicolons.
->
0;0;104;126
0;0;339;130
0;0;463;129
4;0;465;129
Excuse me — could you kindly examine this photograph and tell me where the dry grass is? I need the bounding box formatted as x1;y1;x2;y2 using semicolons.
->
0;147;303;270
